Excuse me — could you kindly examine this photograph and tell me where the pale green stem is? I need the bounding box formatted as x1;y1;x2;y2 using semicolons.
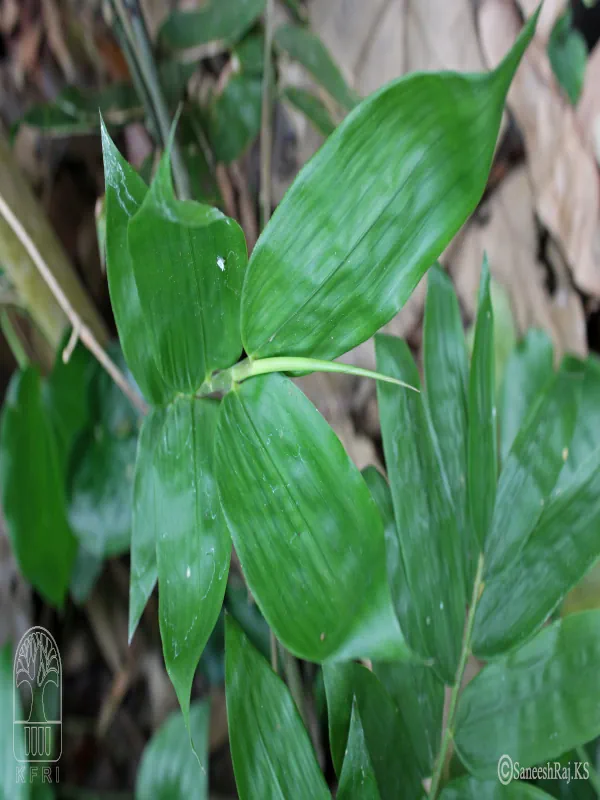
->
0;311;29;368
429;554;485;799
197;356;419;396
260;0;274;230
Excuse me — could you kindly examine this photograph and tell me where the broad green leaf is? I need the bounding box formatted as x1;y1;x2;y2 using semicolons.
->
225;577;272;662
177;109;221;206
558;355;600;488
241;14;537;362
548;9;587;105
323;662;421;800
24;83;142;135
1;643;27;800
373;660;444;778
159;0;265;52
0;368;76;607
376;334;465;684
129;408;166;642
68;348;141;558
282;87;336;137
337;702;381;800
440;777;554;799
157;398;230;721
216;373;406;663
225;615;329;799
473;444;600;657
234;33;265;74
455;610;600;776
499;329;554;463
468;257;497;549
101;122;172;406
423;264;473;587
274;25;358;111
483;357;583;578
136;701;209;799
205;74;263;163
128;150;247;394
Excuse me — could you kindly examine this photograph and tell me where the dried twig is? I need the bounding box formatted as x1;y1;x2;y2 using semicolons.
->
0;192;148;415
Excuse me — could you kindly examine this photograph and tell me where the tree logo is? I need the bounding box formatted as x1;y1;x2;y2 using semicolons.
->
13;626;62;762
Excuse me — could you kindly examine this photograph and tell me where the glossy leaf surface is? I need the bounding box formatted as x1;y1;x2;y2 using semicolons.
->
135;701;209;799
274;25;358;111
225;616;329;799
128;151;247;394
242;16;537;362
376;335;465;684
474;444;600;657
468;258;497;549
484;357;583;578
128;408;166;641
101;122;172;406
558;355;600;488
216;373;406;663
159;0;265;51
157;398;230;719
423;264;473;587
440;777;553;799
499;329;554;463
336;702;381;800
0;368;76;607
282;87;336;137
455;611;600;775
323;662;421;800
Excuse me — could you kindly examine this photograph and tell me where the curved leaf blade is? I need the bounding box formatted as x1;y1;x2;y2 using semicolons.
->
423;264;473;587
336;701;381;800
128;152;247;394
440;777;554;799
241;14;537;363
135;701;209;799
474;444;600;658
468;257;497;550
100;121;172;406
376;334;465;684
215;373;407;663
282;87;336;137
455;610;600;776
157;398;231;720
558;355;600;488
225;615;329;800
0;368;76;607
159;0;265;52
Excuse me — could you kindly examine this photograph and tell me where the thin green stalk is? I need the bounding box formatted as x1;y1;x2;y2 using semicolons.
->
260;0;274;229
429;554;485;799
0;311;29;368
111;0;191;199
576;745;600;796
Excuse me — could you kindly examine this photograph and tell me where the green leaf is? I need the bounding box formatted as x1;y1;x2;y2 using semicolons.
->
157;398;230;720
282;86;336;137
473;444;600;658
468;257;497;550
1;643;27;800
274;25;358;111
225;615;329;799
135;701;209;799
376;334;465;684
127;149;247;394
548;10;588;105
423;264;473;587
68;348;141;558
129;408;166;642
215;373;406;662
323;662;421;800
373;660;444;778
101;122;173;406
440;777;554;799
499;329;554;464
159;0;265;52
234;33;265;74
558;355;600;488
483;356;583;578
336;701;381;800
455;610;600;776
241;14;537;362
0;368;76;607
205;73;263;163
